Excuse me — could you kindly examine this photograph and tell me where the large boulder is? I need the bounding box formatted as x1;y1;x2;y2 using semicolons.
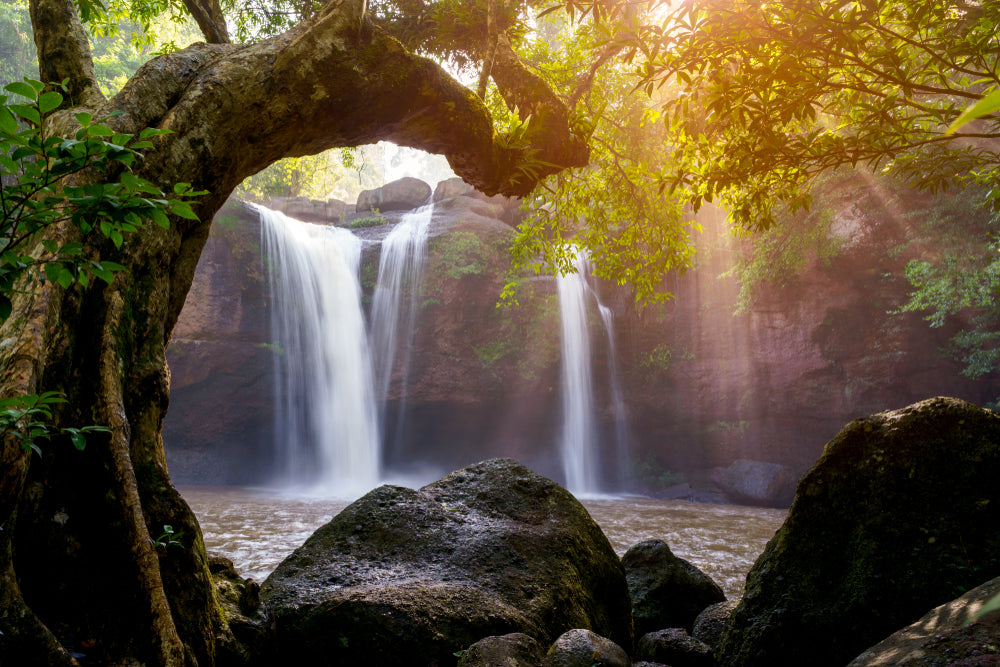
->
847;576;1000;666
719;397;1000;667
261;459;633;665
717;459;797;508
356;176;432;212
433;176;477;201
623;539;726;635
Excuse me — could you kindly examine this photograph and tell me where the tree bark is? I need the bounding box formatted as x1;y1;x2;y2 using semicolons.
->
0;0;588;665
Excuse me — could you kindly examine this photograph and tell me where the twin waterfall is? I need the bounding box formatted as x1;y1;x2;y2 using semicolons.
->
258;204;627;497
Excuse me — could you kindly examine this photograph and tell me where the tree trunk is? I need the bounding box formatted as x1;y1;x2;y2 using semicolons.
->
0;0;587;665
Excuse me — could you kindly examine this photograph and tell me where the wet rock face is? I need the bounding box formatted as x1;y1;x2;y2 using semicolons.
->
719;397;1000;667
260;459;633;666
716;459;797;508
163;199;276;484
623;539;726;635
848;576;1000;666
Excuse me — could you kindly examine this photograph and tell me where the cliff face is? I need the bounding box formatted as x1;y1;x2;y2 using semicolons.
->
163;179;1000;487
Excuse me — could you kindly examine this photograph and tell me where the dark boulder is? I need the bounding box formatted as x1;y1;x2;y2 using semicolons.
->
847;576;1000;666
623;539;726;635
637;628;714;667
457;633;546;667
719;397;1000;667
692;600;737;651
261;458;632;666
357;176;431;212
545;629;630;667
717;459;797;508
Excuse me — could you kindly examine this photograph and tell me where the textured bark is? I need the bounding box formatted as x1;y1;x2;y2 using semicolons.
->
28;0;104;107
182;0;230;43
0;0;588;664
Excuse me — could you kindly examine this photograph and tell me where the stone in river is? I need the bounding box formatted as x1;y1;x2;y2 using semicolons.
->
261;458;632;665
545;628;630;667
623;538;726;635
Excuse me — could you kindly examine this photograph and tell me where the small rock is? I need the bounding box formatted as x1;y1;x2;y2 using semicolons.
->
692;600;737;650
458;633;546;667
638;629;714;667
623;539;726;635
546;629;630;667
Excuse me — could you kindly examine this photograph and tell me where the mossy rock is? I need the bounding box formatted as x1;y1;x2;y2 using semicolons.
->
261;459;632;666
718;397;1000;667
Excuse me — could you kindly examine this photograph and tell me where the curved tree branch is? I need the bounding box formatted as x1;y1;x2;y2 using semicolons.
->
181;0;231;43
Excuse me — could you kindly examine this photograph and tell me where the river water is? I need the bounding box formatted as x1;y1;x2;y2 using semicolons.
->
181;487;786;600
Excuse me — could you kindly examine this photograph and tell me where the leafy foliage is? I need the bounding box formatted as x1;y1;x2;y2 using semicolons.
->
0;391;108;457
568;0;1000;231
0;79;204;322
504;11;697;304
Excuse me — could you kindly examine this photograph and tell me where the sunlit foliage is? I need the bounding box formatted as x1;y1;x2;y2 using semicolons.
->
601;0;1000;230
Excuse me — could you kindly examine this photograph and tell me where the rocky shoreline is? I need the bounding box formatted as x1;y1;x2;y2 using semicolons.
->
208;397;1000;666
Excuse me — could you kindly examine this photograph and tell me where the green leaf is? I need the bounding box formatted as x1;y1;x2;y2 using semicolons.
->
37;92;62;115
43;263;61;284
167;200;199;221
87;124;114;137
89;262;114;284
947;88;1000;135
9;104;40;125
4;81;38;101
56;268;74;289
0;296;11;323
0;106;17;135
149;208;170;229
74;111;93;127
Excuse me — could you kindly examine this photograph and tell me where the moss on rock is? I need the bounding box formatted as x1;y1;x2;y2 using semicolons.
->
718;397;1000;667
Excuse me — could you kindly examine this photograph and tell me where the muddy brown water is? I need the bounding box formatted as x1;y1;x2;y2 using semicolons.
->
181;487;787;600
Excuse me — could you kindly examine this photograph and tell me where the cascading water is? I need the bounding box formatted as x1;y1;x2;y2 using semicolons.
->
556;250;629;495
369;204;433;458
599;303;631;490
258;205;381;496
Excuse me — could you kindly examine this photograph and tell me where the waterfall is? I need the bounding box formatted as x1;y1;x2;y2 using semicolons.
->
258;205;380;496
599;303;631;490
556;250;629;495
369;204;433;459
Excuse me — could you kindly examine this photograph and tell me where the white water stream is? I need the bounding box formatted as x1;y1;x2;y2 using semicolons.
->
258;206;381;496
557;251;629;495
369;205;433;451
